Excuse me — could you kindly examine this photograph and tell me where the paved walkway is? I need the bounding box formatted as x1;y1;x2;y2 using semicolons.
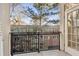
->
14;50;71;56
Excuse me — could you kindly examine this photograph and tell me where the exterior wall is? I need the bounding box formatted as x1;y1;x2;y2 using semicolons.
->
59;4;65;51
11;25;60;32
0;20;3;55
0;4;10;56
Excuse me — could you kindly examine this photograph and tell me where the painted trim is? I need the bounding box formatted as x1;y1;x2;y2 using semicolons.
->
65;5;79;56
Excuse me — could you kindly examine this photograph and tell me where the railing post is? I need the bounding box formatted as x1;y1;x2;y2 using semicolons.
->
11;33;13;56
38;32;40;53
59;33;60;50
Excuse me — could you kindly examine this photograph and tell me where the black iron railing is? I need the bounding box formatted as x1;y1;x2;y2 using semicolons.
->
11;32;60;55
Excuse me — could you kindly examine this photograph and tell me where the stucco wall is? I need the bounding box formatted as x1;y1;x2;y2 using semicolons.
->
0;4;10;56
59;4;65;51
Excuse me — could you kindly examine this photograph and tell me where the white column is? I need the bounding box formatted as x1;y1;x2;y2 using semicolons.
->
0;4;10;56
0;22;3;56
59;4;65;51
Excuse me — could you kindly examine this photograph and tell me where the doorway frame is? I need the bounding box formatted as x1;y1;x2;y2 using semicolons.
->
65;5;79;56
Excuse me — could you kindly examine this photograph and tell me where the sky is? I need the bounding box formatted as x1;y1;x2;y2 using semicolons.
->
11;3;60;25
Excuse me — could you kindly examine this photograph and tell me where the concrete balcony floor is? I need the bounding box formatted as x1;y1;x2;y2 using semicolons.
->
14;50;71;56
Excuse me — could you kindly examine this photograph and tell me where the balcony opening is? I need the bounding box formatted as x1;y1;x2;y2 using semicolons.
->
10;3;60;55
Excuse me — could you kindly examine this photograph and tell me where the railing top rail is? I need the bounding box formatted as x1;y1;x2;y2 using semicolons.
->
11;32;60;35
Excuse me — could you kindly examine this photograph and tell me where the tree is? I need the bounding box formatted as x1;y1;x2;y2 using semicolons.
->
10;3;60;32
